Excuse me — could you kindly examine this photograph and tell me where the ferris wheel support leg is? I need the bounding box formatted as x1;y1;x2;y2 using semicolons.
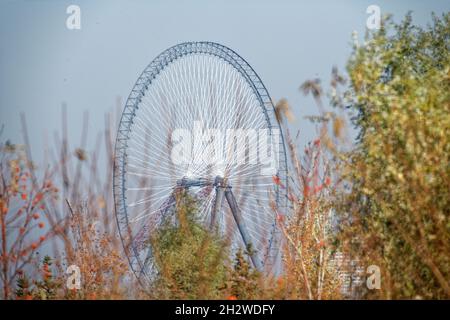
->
210;186;224;230
224;188;263;272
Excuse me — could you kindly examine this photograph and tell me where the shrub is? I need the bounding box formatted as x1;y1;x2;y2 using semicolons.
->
150;190;229;299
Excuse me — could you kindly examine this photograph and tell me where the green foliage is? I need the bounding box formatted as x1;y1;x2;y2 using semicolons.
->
34;256;59;300
15;256;61;300
228;245;262;299
340;13;450;299
15;276;31;299
150;190;229;299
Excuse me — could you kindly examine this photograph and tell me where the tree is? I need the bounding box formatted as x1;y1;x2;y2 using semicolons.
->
227;245;262;299
338;13;450;299
150;190;228;299
0;141;56;299
280;133;343;299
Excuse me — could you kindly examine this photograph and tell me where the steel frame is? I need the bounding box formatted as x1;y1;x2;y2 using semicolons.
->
113;42;289;285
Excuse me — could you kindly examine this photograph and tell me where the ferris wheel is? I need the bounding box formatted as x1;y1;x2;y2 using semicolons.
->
113;42;288;287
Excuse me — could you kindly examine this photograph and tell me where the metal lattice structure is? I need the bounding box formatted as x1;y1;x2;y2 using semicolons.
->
113;42;288;287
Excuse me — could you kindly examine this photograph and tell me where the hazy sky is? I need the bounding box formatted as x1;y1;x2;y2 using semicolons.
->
1;0;449;162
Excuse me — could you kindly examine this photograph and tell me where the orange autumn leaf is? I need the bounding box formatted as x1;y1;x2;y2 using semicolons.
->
272;175;281;185
272;175;285;189
34;193;43;203
276;213;285;223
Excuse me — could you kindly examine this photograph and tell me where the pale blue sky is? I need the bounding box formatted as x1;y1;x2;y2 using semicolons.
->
0;0;449;161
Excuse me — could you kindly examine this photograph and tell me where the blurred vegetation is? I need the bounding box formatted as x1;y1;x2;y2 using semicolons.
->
321;13;449;299
343;13;450;299
150;190;228;299
150;191;279;300
227;246;263;299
